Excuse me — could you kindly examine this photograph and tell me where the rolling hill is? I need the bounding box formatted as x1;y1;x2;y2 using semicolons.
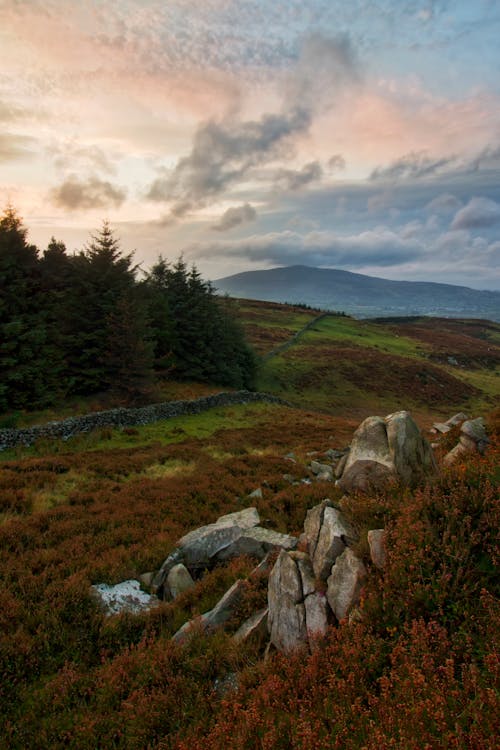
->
215;265;500;320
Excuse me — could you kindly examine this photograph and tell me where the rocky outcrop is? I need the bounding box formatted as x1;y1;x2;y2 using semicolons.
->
173;579;247;643
305;501;357;581
327;548;367;620
336;411;436;493
443;417;490;466
152;507;297;597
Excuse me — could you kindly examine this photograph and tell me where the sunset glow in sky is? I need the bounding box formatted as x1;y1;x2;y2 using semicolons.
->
2;0;500;288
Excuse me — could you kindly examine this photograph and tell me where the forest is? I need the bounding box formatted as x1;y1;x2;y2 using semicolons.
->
0;207;256;413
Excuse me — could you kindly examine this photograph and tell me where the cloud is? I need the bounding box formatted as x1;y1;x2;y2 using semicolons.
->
328;154;346;172
188;227;424;268
371;150;457;181
50;142;117;174
451;196;500;230
274;161;323;191
425;193;462;214
147;107;311;215
0;133;35;161
147;32;359;219
211;203;257;231
50;175;127;210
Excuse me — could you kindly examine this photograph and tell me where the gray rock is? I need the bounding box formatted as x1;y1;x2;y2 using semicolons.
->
432;422;451;434
181;524;243;569
446;412;468;426
443;442;469;466
304;592;330;644
303;499;333;559
327;548;367;621
461;418;489;449
312;507;356;581
138;571;155;589
92;580;160;616
215;506;261;530
166;563;195;599
233;608;268;644
310;461;332;476
247;488;263;500
334;452;349;478
293;552;316;597
337;411;437;493
268;551;308;652
367;529;386;570
215;526;297;562
316;468;334;482
459;434;477;452
324;448;345;461
173;579;247;642
151;548;184;594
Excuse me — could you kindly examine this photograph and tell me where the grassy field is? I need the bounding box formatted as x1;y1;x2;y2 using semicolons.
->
0;302;499;749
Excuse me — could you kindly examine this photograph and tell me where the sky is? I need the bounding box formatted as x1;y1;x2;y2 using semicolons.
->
1;0;500;289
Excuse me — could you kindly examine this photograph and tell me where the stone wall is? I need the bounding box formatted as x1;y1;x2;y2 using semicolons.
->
0;391;290;451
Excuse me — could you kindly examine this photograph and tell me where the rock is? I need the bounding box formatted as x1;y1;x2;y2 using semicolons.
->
443;442;469;466
248;488;263;500
151;548;184;595
294;553;316;597
311;506;357;581
432;422;451;434
215;526;297;562
233;608;268;644
268;551;308;652
92;580;160;616
283;473;296;484
215;507;261;530
138;571;155;589
459;434;477;452
303;499;333;559
446;412;468;426
310;461;332;476
367;529;386;570
304;592;330;644
461;418;489;453
173;579;247;643
166;563;194;599
327;549;367;621
337;411;437;493
324;448;345;461
334;452;349;478
337;459;395;494
180;524;243;569
316;468;334;482
385;410;437;485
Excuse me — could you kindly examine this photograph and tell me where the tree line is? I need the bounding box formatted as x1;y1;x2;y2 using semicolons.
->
0;206;256;412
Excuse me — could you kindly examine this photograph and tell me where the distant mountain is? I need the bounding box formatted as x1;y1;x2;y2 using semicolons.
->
214;265;500;320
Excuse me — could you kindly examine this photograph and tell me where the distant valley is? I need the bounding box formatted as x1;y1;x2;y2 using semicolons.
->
215;265;500;321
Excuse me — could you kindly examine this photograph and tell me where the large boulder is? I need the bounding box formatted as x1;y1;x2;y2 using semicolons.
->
337;411;436;493
268;550;329;653
215;527;297;562
326;548;367;620
166;563;195;599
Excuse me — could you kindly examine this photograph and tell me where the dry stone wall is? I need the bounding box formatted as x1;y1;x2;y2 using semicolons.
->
0;390;291;451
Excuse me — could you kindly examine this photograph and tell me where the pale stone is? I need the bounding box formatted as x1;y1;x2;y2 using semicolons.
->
303;499;333;559
247;488;263;500
233;608;268;644
92;580;159;616
166;563;194;599
215;526;297;562
433;422;451;434
216;507;261;529
459;434;477;452
327;548;367;621
312;507;356;581
386;410;437;484
304;592;329;642
335;452;349;479
446;412;468;426
268;551;308;652
443;442;469;466
292;551;316;597
173;579;247;642
367;529;386;570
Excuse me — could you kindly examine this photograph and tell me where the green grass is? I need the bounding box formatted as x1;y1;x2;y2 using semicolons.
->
302;315;427;358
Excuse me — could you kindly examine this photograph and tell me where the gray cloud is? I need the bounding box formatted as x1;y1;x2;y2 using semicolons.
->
274;161;323;191
188;227;423;268
50;142;117;174
147;32;359;219
51;174;127;210
0;133;35;161
451;196;500;229
211;203;257;231
425;192;462;213
147;108;311;216
328;154;346;171
371;150;457;181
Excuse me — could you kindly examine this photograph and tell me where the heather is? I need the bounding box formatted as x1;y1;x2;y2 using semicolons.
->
0;406;498;749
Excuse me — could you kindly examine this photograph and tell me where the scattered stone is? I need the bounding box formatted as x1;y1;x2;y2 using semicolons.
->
367;529;386;570
446;412;468;426
166;563;195;599
316;467;334;482
310;460;332;476
173;579;247;643
138;571;155;589
335;452;349;479
461;418;489;453
443;442;469;466
248;487;263;500
432;422;451;434
283;473;295;484
92;580;160;616
327;548;367;621
324;448;345;461
268;550;308;653
233;608;268;644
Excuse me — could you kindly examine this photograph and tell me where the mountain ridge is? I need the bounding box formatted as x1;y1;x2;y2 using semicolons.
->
214;265;500;320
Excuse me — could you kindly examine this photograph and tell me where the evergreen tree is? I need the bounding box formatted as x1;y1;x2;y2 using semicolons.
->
0;206;54;410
